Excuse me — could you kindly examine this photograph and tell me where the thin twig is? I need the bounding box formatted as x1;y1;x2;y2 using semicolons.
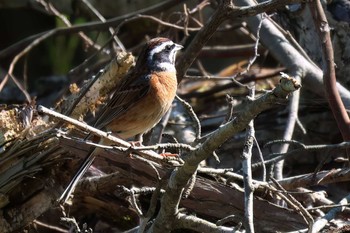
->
37;105;184;167
0;0;189;59
149;76;301;232
33;220;67;233
37;0;101;51
175;95;201;140
270;178;313;230
235;0;350;110
177;0;305;80
1;14;199;98
1;29;57;100
252;141;350;169
80;0;125;51
180;67;286;99
242;14;265;73
276;167;350;190
130;188;144;217
309;0;350;162
132;143;196;152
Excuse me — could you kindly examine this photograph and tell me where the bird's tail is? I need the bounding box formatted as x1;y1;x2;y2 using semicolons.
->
58;148;96;204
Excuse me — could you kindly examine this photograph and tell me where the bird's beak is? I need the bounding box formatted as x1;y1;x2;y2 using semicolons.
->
174;43;184;51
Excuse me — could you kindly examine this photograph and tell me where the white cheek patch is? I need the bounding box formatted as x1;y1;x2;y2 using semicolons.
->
168;49;176;64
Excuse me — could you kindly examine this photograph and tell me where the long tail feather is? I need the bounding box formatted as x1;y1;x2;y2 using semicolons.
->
58;148;96;204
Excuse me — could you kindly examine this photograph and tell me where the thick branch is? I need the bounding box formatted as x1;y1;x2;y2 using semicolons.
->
174;213;235;233
59;140;308;231
311;193;350;233
0;185;58;233
235;0;350;108
274;76;301;179
242;89;255;233
150;77;301;232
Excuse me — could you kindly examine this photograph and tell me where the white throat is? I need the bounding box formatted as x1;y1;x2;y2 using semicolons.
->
158;62;176;72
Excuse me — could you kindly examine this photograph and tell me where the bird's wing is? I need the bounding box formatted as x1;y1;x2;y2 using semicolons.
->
92;73;151;129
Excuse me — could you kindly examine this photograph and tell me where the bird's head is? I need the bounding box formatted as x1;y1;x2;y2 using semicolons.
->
137;37;183;72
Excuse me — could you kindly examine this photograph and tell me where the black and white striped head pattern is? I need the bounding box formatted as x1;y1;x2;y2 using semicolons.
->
144;38;183;72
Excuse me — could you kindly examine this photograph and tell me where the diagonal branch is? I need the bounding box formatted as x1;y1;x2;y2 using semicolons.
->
149;76;301;232
176;0;305;81
311;193;350;233
0;0;189;60
235;0;350;109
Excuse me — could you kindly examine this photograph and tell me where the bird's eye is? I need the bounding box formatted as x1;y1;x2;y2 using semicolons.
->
165;44;173;51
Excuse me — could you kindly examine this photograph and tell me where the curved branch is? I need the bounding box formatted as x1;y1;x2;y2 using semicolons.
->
149;76;301;232
0;0;189;60
309;0;350;141
176;0;305;81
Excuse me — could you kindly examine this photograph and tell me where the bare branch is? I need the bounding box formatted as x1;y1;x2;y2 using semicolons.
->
253;141;350;169
0;0;189;59
176;0;305;80
274;73;301;180
174;213;236;233
235;0;350;109
37;105;183;166
36;0;101;51
241;87;255;233
270;178;313;229
309;0;350;160
149;76;301;232
311;193;350;233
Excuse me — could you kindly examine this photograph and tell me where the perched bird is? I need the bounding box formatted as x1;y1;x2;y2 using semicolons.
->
59;37;183;203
